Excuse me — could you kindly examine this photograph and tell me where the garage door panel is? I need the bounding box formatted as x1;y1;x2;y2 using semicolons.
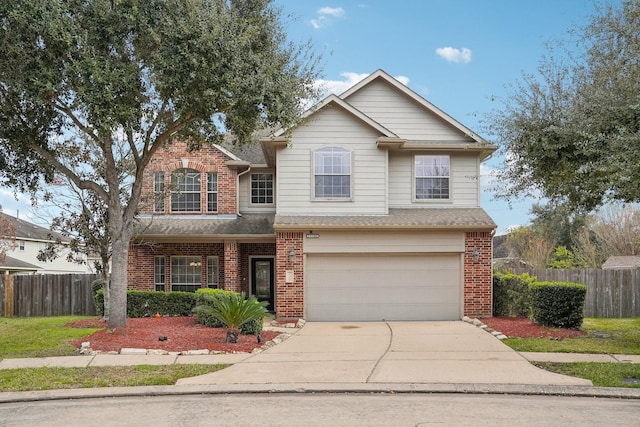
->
305;254;461;321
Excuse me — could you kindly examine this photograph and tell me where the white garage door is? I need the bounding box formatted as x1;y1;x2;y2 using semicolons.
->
305;253;461;321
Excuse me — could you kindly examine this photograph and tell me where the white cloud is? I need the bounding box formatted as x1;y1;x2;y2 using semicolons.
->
314;72;410;98
435;47;472;64
318;7;345;17
311;6;346;29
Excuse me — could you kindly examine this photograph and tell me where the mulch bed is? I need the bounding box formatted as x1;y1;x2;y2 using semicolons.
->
481;316;586;339
67;316;280;354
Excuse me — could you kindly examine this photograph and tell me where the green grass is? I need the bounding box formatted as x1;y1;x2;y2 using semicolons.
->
0;364;226;392
534;362;640;388
502;318;640;354
0;316;101;358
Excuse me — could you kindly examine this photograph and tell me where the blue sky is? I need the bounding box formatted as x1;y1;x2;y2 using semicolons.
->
0;0;620;234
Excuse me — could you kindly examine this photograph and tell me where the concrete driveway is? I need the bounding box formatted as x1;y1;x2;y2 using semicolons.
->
177;321;591;386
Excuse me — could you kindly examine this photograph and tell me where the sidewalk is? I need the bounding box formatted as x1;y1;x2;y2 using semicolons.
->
1;321;639;403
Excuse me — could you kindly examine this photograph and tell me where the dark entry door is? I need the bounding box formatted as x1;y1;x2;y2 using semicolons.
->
251;258;274;311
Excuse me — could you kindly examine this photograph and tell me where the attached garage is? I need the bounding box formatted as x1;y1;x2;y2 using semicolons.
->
302;230;464;321
305;253;462;321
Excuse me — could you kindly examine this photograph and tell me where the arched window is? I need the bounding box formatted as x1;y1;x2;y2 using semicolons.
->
171;168;201;212
314;147;351;198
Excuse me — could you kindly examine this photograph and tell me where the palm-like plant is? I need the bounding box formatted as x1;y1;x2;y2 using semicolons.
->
197;292;267;343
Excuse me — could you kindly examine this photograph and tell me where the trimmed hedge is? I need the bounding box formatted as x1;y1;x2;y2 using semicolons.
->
493;271;537;317
529;281;586;329
94;289;196;318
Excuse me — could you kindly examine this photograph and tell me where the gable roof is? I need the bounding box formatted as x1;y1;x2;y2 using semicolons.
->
273;94;397;138
0;212;66;243
340;69;485;143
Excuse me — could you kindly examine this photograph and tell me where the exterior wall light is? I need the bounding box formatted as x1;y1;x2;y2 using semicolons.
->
472;247;480;263
288;248;296;264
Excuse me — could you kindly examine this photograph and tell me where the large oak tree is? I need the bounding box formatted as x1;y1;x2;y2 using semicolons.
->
0;0;320;327
488;0;640;212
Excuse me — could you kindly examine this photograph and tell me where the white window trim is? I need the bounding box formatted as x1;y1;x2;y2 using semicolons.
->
413;154;452;203
312;147;353;201
170;255;202;291
170;168;202;213
154;256;166;292
249;173;275;206
207;173;218;212
206;256;219;288
153;171;165;213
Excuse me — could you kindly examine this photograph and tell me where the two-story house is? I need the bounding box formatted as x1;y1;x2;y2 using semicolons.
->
0;211;91;275
129;70;496;321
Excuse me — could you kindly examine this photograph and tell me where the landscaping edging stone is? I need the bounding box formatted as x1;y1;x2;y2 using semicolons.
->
462;316;509;340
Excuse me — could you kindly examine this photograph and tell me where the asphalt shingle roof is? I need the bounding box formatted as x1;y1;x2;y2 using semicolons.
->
134;214;275;239
274;208;496;230
0;212;66;242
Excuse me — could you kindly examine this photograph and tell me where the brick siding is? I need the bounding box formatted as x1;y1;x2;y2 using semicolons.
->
275;232;304;319
463;231;493;317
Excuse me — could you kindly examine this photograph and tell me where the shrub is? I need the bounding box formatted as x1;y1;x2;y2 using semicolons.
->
493;271;537;317
530;281;586;329
194;288;235;328
94;290;196;317
195;291;267;342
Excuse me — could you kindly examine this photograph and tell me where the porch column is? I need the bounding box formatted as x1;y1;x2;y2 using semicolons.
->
464;231;493;317
224;240;241;292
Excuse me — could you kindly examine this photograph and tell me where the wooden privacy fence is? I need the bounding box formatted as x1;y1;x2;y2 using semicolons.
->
0;274;97;317
509;268;640;318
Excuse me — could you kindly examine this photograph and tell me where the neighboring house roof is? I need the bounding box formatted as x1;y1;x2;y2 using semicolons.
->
274;208;495;231
0;212;66;243
133;214;275;240
0;255;42;273
602;256;640;269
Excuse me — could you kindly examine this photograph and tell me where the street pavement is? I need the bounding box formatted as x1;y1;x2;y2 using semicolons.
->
1;321;640;402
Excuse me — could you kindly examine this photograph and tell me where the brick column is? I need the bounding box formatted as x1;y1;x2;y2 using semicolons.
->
224;240;241;292
275;231;304;320
463;231;493;318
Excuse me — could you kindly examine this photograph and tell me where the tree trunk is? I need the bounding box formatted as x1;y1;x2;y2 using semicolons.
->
225;329;240;343
107;236;131;328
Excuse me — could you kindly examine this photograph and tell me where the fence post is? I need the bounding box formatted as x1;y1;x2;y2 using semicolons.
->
4;273;13;318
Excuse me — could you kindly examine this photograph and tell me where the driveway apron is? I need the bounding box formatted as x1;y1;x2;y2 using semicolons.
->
177;321;591;386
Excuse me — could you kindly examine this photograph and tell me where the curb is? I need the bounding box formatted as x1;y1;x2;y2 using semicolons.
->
2;382;640;404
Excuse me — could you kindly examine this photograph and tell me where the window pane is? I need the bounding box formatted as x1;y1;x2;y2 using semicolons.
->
170;256;202;292
207;173;218;212
154;172;165;213
206;256;219;288
314;148;351;198
251;173;273;204
154;256;165;292
170;169;201;212
415;156;450;200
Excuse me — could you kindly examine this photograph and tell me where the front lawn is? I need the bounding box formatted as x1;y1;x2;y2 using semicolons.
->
534;362;640;388
0;316;101;359
502;318;640;354
0;364;226;392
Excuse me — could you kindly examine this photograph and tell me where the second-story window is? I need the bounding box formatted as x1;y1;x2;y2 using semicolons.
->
251;173;273;204
207;173;218;212
153;172;165;213
314;147;351;199
415;155;450;200
171;168;201;212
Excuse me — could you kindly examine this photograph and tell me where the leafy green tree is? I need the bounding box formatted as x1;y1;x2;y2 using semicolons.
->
488;1;640;212
547;246;582;269
529;201;589;250
0;0;320;327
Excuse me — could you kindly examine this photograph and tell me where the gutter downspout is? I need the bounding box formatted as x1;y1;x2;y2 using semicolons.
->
236;166;252;217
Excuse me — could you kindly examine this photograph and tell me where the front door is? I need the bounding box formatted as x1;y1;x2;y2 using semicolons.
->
251;258;275;311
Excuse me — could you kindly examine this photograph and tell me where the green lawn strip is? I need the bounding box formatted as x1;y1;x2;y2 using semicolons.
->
534;362;640;388
501;318;640;355
0;364;227;392
0;316;101;359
